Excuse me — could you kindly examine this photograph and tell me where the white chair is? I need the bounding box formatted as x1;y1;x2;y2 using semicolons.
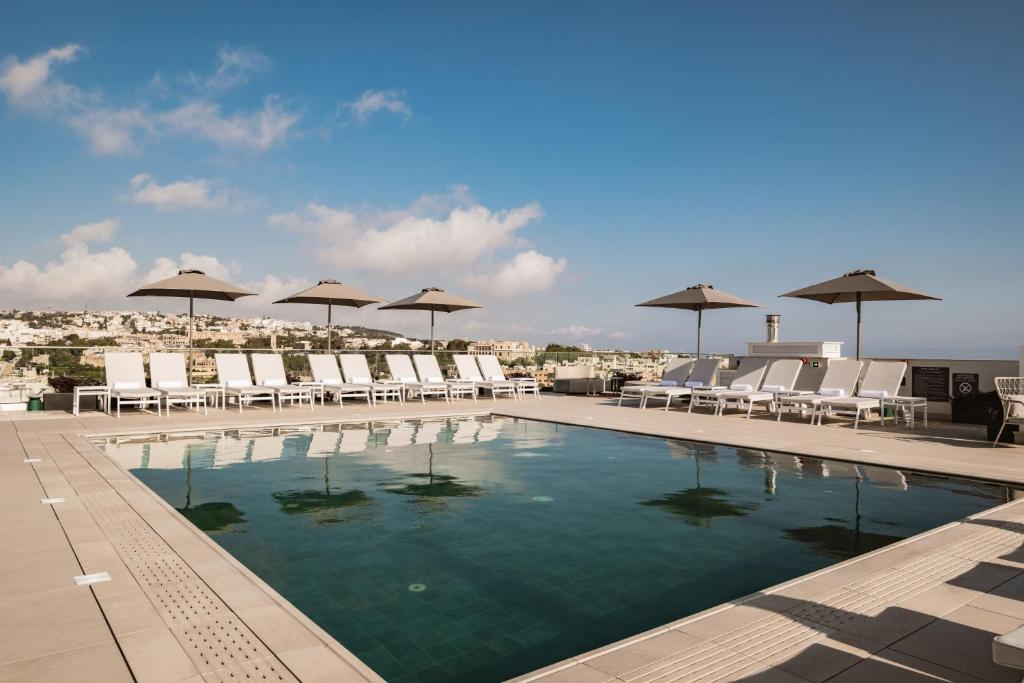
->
477;354;539;399
414;355;476;401
385;354;450;403
716;359;804;417
215;354;277;413
339;354;403;404
149;352;207;414
639;358;720;410
689;358;769;413
776;360;864;422
104;352;162;418
251;354;314;410
815;361;908;428
993;377;1024;447
618;358;693;406
452;355;517;400
307;354;373;408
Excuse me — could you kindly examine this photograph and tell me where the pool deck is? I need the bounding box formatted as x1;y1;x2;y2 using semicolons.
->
2;395;1024;682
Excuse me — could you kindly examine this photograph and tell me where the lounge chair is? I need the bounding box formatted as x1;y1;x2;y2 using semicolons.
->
775;359;864;422
339;354;403;404
639;358;720;410
814;361;908;428
477;354;539;398
689;358;769;413
385;354;450;403
994;378;1024;447
716;358;804;417
149;352;207;414
251;354;314;410
618;358;693;406
215;354;277;413
307;354;373;408
452;355;518;400
414;354;476;401
104;352;162;418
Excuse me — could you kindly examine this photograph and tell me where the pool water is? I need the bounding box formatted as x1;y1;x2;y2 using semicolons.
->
96;417;1013;682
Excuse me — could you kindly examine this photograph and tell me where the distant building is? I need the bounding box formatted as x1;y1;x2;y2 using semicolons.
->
467;340;537;361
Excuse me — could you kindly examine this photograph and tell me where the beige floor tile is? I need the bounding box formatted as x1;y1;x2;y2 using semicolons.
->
515;662;613;683
583;629;706;676
752;633;885;683
0;587;112;665
98;590;168;636
829;648;992;682
0;641;132;683
968;574;1024;619
275;645;381;683
0;543;82;599
118;627;199;683
890;605;1023;682
234;605;323;654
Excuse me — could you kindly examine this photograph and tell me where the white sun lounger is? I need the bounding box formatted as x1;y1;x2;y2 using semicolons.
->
149;352;207;414
339;354;403;404
716;358;804;417
386;355;450;403
477;355;539;398
414;354;476;401
639;358;720;410
452;355;518;400
215;354;277;413
105;352;162;418
251;354;314;410
814;361;908;428
776;359;864;422
307;354;373;408
689;358;769;413
618;358;694;406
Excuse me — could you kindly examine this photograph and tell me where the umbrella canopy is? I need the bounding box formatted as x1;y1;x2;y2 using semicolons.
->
274;279;383;352
128;269;256;381
779;269;940;359
636;284;761;357
379;287;482;351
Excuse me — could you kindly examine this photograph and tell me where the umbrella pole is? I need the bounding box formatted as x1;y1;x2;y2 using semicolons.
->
327;303;332;353
188;294;194;385
696;307;703;357
430;310;435;353
855;292;862;361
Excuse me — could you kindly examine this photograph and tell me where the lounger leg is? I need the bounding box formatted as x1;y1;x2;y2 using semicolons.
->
746;401;753;419
994;420;1007;447
854;409;861;430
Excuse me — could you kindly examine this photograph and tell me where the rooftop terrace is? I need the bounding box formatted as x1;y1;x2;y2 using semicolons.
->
3;397;1024;682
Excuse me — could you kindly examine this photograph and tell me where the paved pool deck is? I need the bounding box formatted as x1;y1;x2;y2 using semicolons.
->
2;395;1023;682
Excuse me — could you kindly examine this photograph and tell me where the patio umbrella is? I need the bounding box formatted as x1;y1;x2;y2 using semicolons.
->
379;287;482;352
779;269;940;360
273;279;383;352
128;269;255;382
636;284;761;357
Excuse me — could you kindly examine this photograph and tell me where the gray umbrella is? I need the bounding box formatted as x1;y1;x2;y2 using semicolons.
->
637;284;761;357
273;279;383;352
780;269;940;359
128;269;256;381
379;287;482;352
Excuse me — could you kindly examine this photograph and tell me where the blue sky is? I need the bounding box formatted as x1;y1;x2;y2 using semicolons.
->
1;1;1022;357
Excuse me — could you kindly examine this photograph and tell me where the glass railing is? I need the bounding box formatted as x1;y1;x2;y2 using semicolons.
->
0;344;719;402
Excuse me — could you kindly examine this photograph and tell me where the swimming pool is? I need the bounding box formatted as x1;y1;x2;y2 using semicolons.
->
95;417;1014;682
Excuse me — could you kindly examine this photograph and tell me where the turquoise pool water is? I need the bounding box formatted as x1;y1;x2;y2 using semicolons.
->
96;417;1013;682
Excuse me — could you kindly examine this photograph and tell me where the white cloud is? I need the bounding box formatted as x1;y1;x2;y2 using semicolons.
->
269;186;546;275
128;174;228;212
235;275;312;311
347;89;411;123
0;44;300;155
68;107;152;154
0;220;135;304
142;253;237;284
160;97;300;150
61;218;119;246
551;325;602;338
187;45;270;92
466;250;567;297
0;43;82;109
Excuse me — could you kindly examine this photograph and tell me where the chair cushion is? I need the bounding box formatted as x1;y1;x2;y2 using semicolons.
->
820;387;846;397
157;380;185;389
730;383;753;392
113;381;142;390
227;379;251;388
684;381;703;388
859;389;889;398
264;378;286;387
659;380;678;387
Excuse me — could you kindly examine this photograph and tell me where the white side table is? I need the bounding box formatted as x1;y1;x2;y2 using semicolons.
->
74;385;110;416
194;383;226;410
881;396;928;428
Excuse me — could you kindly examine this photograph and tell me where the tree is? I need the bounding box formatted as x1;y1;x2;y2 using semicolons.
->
446;339;470;351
